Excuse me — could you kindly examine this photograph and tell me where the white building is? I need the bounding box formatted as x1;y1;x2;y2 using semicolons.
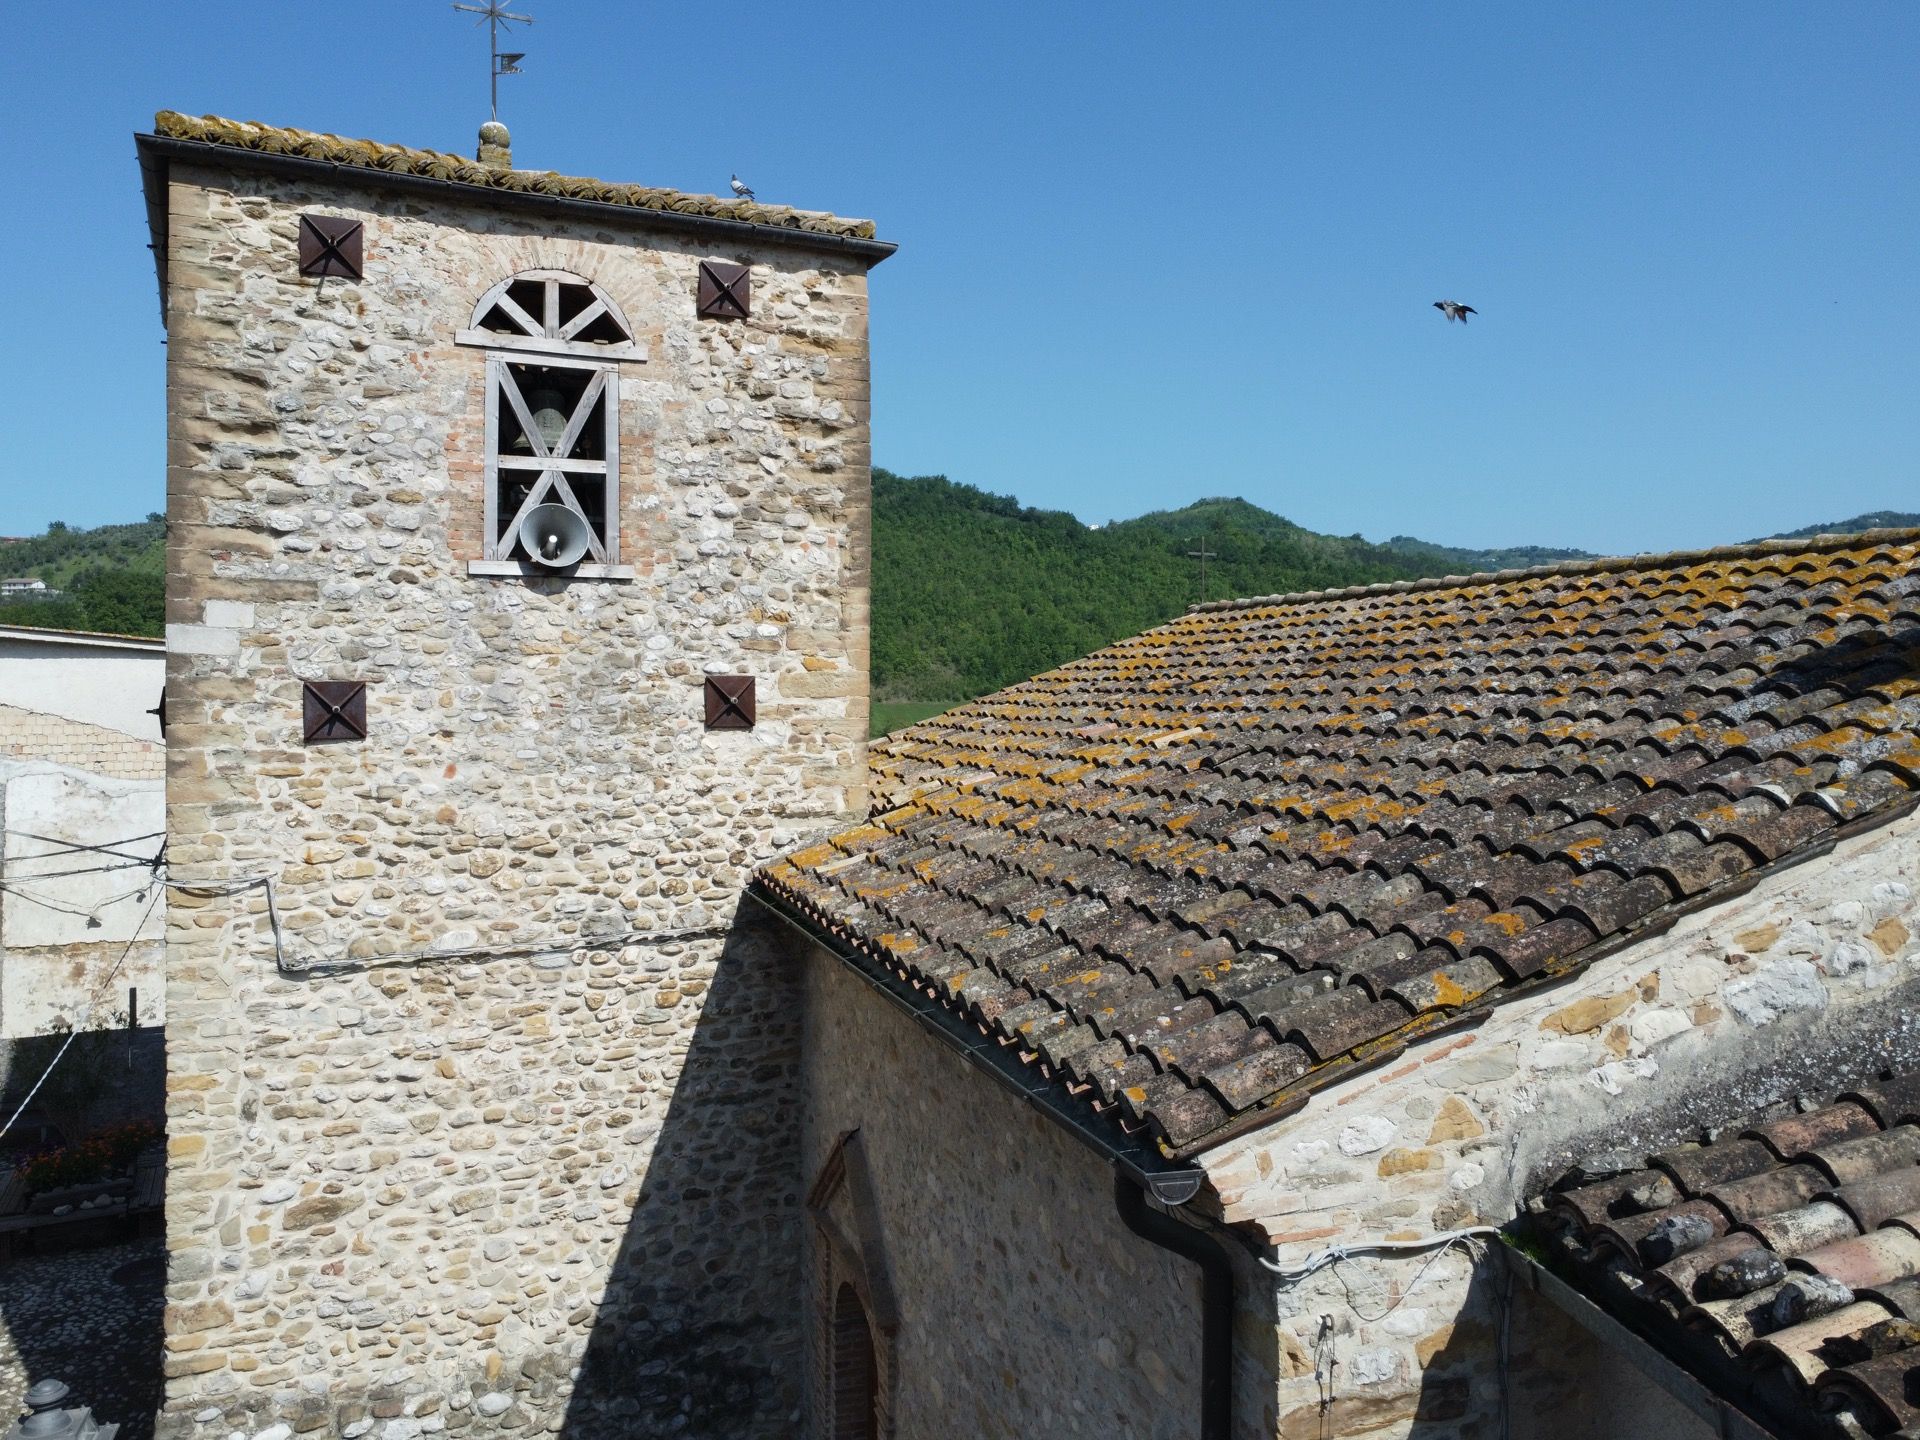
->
0;626;165;1039
0;624;165;778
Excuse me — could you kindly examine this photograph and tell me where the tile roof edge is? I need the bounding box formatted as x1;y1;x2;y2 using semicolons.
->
1175;786;1920;1163
145;110;890;249
1185;526;1920;616
741;880;1208;1193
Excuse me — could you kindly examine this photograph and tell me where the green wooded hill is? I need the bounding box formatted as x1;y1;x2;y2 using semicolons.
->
2;496;1910;699
1761;511;1920;542
871;470;1594;704
0;517;166;636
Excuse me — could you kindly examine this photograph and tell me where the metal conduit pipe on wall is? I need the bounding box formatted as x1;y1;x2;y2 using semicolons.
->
1113;1173;1234;1440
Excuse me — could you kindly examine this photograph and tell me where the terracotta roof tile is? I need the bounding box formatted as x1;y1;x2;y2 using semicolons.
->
149;111;879;241
757;529;1920;1155
1538;1062;1920;1440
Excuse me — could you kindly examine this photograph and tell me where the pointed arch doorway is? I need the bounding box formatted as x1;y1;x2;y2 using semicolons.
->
809;1131;898;1438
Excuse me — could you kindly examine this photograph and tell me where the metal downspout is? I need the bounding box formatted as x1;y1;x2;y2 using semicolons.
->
1114;1173;1234;1440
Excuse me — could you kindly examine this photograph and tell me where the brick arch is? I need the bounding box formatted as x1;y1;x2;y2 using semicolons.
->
459;267;642;361
808;1131;898;1438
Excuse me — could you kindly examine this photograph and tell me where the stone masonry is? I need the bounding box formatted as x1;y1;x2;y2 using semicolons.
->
801;943;1206;1440
151;132;885;1437
1199;807;1920;1439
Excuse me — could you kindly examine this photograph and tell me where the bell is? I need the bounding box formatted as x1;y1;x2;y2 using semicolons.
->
526;388;569;451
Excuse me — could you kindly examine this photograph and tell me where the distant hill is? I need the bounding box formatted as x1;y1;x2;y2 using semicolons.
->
1376;534;1595;572
871;474;1592;703
1763;511;1920;542
0;517;165;636
6;492;1909;697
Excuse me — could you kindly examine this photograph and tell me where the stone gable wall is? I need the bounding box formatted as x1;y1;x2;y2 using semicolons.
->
1198;811;1920;1439
158;157;874;1437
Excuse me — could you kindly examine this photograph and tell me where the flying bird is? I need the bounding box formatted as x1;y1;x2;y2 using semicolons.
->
1433;300;1477;324
730;174;756;201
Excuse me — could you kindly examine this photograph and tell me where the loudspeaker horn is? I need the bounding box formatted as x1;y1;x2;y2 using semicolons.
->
518;504;592;569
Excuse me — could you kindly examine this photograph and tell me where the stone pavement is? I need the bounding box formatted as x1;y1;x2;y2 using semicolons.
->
0;1237;165;1439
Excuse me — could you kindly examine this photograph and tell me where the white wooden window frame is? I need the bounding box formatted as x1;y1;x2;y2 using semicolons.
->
458;269;644;580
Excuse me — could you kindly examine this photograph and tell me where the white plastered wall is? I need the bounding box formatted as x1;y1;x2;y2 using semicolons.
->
0;759;165;1037
0;631;165;741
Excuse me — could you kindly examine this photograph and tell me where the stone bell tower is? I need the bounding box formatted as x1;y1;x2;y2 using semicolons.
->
137;110;890;1437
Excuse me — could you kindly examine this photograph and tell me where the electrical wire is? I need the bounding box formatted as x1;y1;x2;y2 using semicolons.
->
1261;1225;1506;1285
1326;1235;1487;1324
0;857;164;880
166;872;732;977
2;829;166;863
1267;1225;1513;1429
0;877;159;920
3;865;730;1135
0;884;163;1144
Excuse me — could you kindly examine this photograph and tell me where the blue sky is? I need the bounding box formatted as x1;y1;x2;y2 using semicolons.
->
3;2;1915;553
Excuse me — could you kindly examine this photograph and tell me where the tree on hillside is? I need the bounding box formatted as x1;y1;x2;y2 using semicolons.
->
73;569;164;636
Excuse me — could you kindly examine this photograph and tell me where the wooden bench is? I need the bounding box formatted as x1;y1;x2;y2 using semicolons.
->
0;1143;164;1258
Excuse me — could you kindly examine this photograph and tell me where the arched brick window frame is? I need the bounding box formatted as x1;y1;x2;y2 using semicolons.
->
808;1131;898;1438
455;268;645;579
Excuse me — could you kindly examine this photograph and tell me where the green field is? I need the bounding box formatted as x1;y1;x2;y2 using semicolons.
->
871;702;951;737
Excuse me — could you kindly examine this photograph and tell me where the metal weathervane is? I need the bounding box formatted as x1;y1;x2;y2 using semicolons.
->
452;0;532;122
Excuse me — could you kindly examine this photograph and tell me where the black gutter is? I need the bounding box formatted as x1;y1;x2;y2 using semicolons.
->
1114;1174;1235;1440
135;132;897;323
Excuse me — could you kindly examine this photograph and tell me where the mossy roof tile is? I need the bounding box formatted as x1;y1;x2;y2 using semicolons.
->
756;528;1920;1157
149;110;879;240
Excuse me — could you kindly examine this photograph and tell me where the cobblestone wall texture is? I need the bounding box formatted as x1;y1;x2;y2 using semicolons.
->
1199;811;1920;1439
802;946;1206;1440
0;702;164;780
157;155;874;1437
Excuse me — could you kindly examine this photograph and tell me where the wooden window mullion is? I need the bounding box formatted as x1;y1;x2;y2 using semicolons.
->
602;371;621;563
488;289;544;338
552;369;607;460
482;357;503;558
559;298;609;341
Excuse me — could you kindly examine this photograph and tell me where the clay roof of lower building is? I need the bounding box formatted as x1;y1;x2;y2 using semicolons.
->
148;111;881;241
1537;1065;1920;1439
753;529;1920;1158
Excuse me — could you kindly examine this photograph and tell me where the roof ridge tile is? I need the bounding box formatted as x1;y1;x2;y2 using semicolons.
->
149;110;880;241
1186;527;1920;619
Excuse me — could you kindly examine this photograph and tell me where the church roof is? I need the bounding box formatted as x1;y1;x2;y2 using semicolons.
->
145;111;883;242
1537;1063;1920;1439
755;529;1920;1158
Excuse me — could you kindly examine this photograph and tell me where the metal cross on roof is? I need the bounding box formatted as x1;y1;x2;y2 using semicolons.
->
452;0;533;122
1187;536;1218;604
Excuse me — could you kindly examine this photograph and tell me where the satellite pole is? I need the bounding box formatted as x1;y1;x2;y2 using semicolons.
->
1187;536;1218;604
452;1;533;122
